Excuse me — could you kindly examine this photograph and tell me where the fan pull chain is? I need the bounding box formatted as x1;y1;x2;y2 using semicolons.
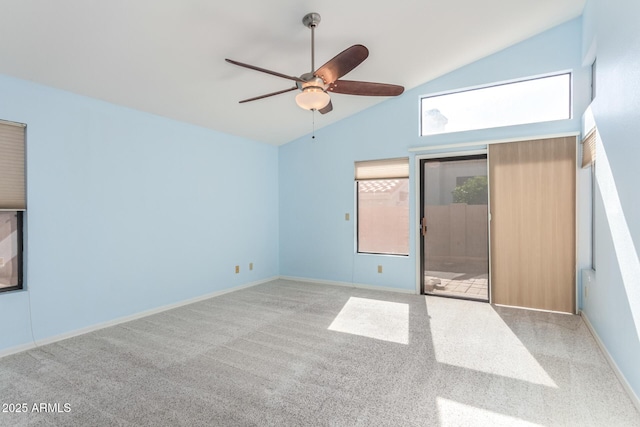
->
312;110;316;139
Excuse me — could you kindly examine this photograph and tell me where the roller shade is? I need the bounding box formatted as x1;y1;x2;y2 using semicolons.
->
355;157;409;180
0;121;26;210
581;127;596;168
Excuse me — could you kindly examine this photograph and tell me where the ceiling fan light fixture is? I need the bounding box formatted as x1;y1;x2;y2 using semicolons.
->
227;13;404;114
295;86;331;111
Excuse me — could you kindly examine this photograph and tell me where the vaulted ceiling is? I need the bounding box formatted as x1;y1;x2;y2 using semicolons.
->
0;0;585;145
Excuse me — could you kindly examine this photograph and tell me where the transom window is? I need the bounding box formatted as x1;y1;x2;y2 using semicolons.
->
421;73;571;136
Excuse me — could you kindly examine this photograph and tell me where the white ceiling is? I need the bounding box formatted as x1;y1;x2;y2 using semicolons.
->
0;0;585;145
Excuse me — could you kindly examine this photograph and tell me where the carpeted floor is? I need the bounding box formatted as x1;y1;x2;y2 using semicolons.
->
0;279;638;426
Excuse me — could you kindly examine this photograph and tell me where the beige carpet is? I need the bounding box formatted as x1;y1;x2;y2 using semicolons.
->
0;279;638;426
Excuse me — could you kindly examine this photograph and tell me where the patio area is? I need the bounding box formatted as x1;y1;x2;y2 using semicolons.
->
425;271;488;301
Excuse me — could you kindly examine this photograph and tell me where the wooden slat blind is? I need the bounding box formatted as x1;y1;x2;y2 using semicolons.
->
0;121;26;210
355;157;409;180
581;127;597;168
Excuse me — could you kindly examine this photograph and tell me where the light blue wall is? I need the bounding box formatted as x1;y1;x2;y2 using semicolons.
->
581;0;640;399
0;74;279;351
279;18;590;292
2;8;636;402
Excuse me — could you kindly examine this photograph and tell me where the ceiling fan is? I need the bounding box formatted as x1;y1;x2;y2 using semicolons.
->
225;12;404;114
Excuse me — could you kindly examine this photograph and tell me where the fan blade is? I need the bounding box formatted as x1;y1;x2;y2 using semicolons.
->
226;59;305;84
328;80;404;96
319;100;333;114
314;45;369;85
239;87;298;104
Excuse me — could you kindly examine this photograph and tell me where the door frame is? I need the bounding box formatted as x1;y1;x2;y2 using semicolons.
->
414;149;490;300
412;133;580;313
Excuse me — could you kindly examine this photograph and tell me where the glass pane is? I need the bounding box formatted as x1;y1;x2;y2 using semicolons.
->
0;211;20;289
423;158;488;300
358;179;409;255
421;73;571;135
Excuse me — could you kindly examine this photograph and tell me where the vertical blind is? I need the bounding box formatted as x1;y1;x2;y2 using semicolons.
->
0;121;26;210
355;157;409;180
581;127;597;168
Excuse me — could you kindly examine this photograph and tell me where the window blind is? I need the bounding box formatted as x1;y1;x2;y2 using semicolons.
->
581;127;596;168
355;157;409;180
0;121;26;210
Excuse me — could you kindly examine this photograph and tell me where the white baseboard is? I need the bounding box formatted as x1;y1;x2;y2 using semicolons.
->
0;342;37;359
278;275;417;295
581;310;640;413
0;276;277;359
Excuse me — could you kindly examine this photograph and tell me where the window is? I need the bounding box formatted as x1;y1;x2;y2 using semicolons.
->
582;127;597;269
356;158;409;256
0;120;26;292
591;59;597;101
421;73;571;136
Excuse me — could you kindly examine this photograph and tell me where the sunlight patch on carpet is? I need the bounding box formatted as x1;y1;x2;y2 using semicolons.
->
427;298;557;387
328;297;409;344
437;397;544;426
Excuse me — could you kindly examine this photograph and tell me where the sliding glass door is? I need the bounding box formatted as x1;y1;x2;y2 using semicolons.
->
420;155;489;301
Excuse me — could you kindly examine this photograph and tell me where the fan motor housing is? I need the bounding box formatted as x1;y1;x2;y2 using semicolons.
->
296;74;327;91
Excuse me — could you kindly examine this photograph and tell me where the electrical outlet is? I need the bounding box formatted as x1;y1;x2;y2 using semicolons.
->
377;265;383;273
249;262;253;271
584;284;588;298
345;213;350;221
235;265;240;274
